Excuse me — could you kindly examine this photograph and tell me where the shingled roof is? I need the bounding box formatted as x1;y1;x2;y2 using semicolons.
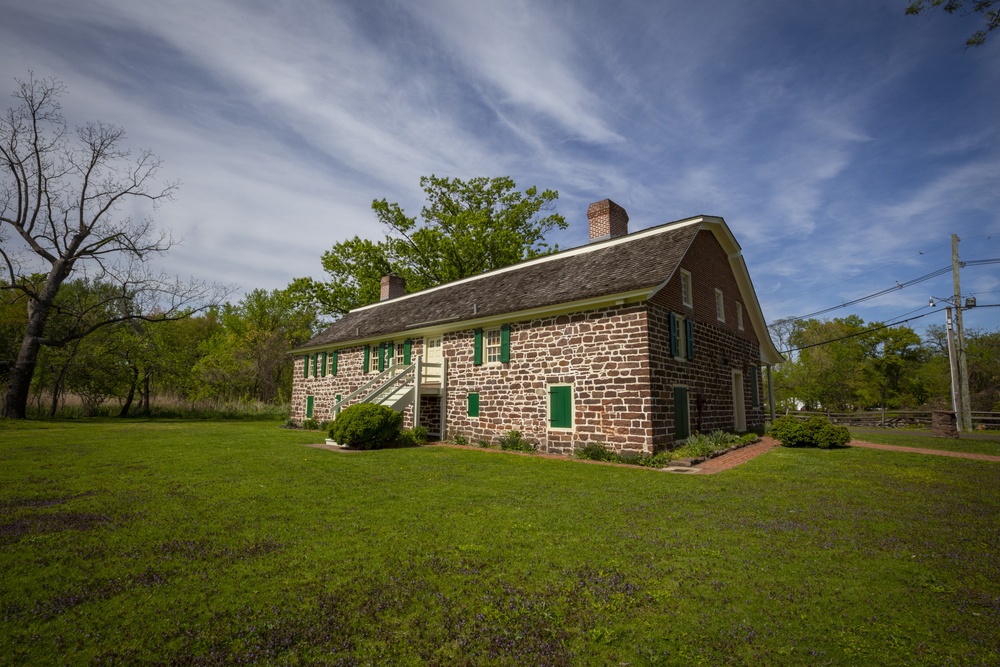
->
299;217;704;349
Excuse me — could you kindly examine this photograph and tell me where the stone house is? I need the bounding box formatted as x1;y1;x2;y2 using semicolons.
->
290;199;783;454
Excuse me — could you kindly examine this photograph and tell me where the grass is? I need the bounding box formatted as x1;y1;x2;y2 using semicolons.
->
1;420;998;665
848;428;1000;457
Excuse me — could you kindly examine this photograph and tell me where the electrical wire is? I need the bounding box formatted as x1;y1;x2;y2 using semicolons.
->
768;257;1000;327
780;303;1000;355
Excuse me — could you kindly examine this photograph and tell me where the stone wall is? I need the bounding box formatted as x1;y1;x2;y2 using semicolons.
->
443;304;653;455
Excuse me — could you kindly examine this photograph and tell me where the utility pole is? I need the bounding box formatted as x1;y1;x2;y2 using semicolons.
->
945;306;963;431
952;234;973;432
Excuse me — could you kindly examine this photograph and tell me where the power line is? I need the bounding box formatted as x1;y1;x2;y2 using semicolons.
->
780;304;1000;355
781;310;940;355
768;257;1000;327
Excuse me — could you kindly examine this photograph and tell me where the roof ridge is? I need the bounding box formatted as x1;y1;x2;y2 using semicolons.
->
349;215;709;314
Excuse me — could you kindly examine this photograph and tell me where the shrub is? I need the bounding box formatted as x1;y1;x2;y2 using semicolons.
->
576;442;617;462
302;418;320;431
329;404;402;450
808;418;851;449
452;434;468;446
769;416;807;446
394;428;425;448
498;430;536;452
475;438;492;448
770;415;850;449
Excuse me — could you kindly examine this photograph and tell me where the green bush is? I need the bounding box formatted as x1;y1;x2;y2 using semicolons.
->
576;442;617;462
452;434;468;446
302;418;320;431
498;430;536;452
394;428;426;448
770;415;850;449
409;426;429;444
329;404;402;450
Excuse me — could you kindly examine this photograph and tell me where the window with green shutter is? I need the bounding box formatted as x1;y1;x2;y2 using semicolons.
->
474;329;483;366
312;354;319;376
387;341;395;366
331;350;338;376
306;395;314;419
467;393;480;417
500;324;511;363
335;394;342;416
363;345;370;373
320;352;327;377
378;342;386;372
673;386;690;440
303;355;309;378
403;339;412;365
548;385;573;429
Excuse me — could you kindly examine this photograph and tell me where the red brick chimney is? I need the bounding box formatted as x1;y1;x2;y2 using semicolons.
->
380;273;405;301
587;199;628;241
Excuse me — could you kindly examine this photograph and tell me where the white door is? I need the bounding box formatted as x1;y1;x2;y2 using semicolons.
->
732;371;746;432
424;336;442;383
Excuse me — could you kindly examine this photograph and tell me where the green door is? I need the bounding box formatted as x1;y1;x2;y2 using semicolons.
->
673;386;689;440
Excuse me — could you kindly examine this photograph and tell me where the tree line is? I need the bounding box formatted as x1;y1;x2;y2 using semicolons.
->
768;315;1000;413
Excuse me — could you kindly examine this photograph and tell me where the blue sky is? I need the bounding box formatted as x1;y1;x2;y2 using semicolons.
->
2;0;999;340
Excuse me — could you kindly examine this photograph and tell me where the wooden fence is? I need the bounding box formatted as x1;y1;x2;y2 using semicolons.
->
783;409;1000;430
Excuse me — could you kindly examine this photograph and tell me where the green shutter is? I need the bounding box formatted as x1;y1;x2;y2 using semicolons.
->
685;319;695;360
306;395;314;419
750;366;759;407
335;394;342;416
474;329;483;366
467;392;480;417
363;345;370;373
549;386;572;428
320;352;327;377
312;354;318;376
388;341;395;366
303;355;309;378
404;339;412;365
331;350;338;376
673;386;689;440
500;324;511;363
669;313;679;357
378;342;386;372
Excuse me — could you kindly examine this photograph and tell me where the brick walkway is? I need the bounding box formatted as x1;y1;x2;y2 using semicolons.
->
849;440;1000;462
693;437;780;474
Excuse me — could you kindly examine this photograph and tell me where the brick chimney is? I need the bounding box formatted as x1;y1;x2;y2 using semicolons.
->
380;273;406;301
587;199;628;241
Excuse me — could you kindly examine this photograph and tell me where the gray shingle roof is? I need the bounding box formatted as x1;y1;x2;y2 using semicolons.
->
301;221;701;348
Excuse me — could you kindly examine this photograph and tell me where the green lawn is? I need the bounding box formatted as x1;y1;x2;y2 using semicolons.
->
1;420;998;666
849;428;1000;456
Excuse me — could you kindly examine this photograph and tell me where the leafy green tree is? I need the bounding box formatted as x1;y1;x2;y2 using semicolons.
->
906;0;1000;47
291;175;566;315
777;316;926;411
193;289;318;403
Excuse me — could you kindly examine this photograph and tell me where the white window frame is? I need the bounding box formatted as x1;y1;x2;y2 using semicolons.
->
485;327;502;364
547;383;574;431
680;269;693;308
715;289;725;323
394;339;406;367
736;302;744;330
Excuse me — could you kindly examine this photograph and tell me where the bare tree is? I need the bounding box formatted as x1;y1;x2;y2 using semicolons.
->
1;75;225;419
